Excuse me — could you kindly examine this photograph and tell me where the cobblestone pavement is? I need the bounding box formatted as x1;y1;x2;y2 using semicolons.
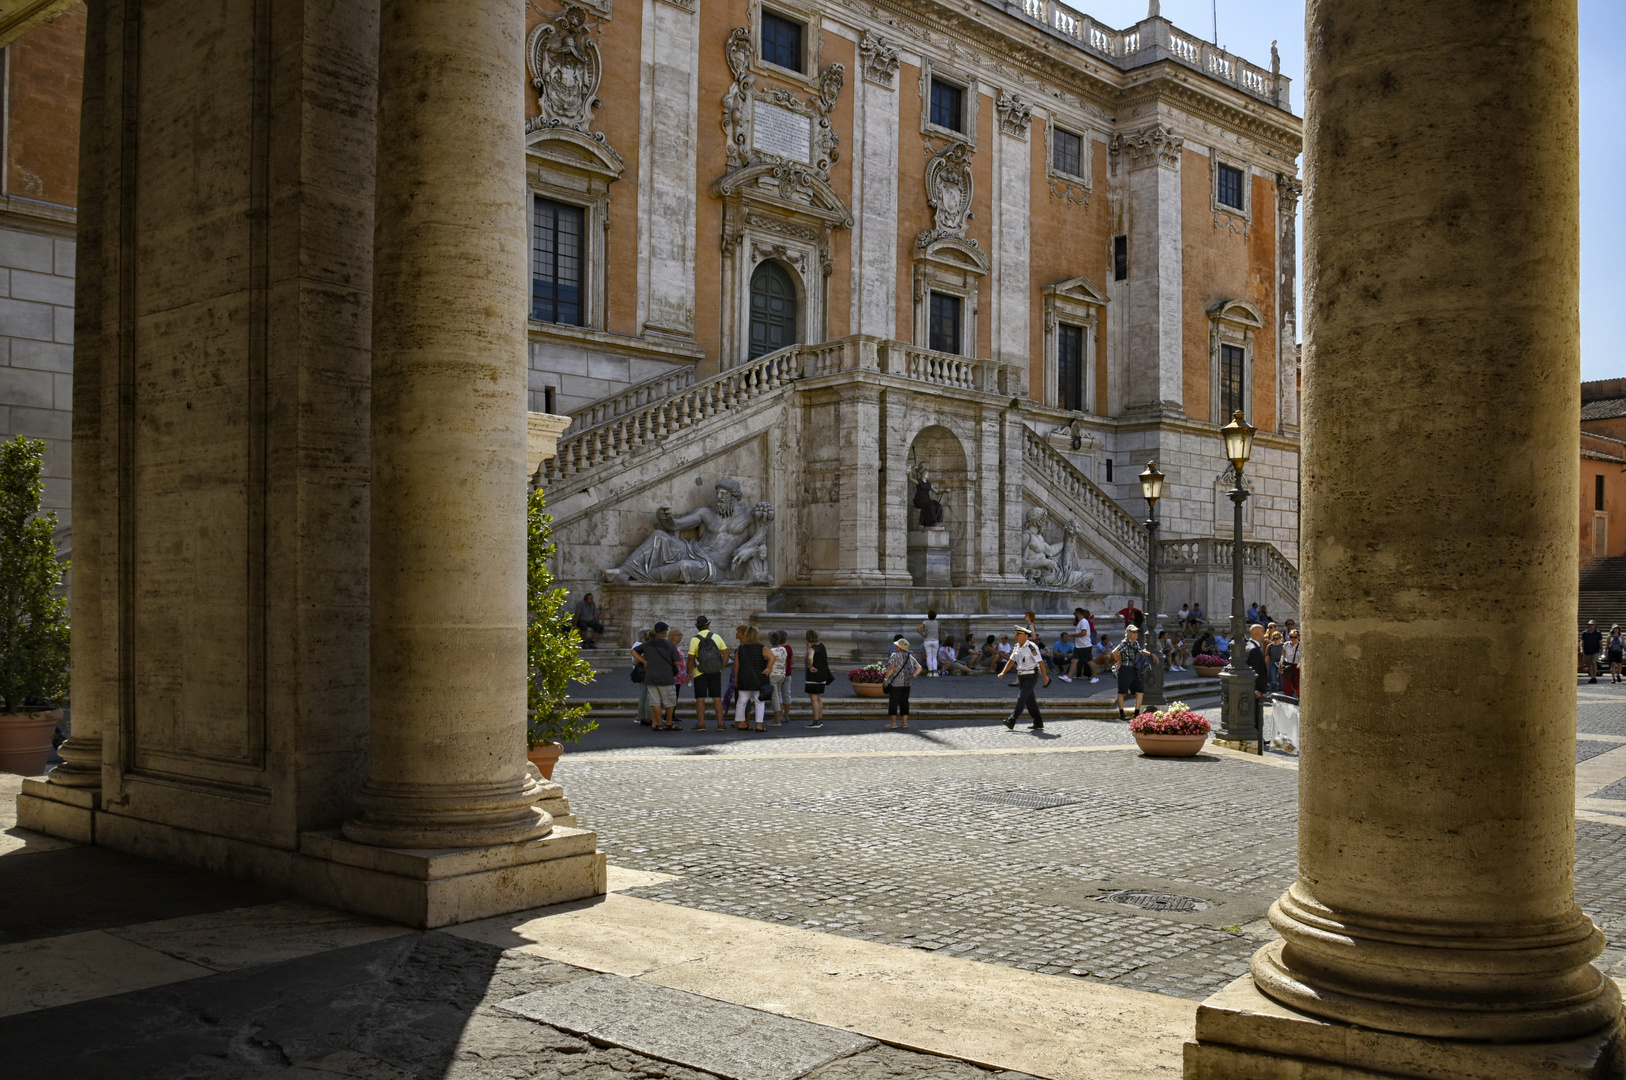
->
561;694;1626;1003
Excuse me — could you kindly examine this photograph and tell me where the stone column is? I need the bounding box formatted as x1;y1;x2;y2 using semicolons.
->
48;0;107;792
1118;123;1182;416
1188;0;1622;1074
344;0;548;850
993;102;1030;376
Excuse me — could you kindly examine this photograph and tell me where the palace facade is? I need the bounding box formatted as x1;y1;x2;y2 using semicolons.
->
524;0;1304;625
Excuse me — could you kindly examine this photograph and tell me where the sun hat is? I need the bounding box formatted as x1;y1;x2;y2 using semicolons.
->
695;615;710;629
893;636;911;648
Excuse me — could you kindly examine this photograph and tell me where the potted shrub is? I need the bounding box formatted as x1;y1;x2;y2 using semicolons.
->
848;662;888;698
527;487;596;778
0;437;70;776
1192;654;1226;677
1130;701;1211;757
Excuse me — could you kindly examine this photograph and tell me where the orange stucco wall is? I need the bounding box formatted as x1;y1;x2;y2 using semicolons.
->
1581;434;1626;566
4;3;85;207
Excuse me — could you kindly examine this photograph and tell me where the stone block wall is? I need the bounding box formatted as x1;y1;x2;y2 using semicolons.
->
0;224;75;525
528;335;697;416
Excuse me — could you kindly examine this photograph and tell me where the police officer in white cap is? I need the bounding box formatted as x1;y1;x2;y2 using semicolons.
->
999;625;1049;730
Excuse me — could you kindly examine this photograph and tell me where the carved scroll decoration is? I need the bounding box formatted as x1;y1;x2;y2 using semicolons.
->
527;6;604;135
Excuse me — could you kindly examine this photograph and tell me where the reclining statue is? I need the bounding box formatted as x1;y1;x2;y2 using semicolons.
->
604;478;775;585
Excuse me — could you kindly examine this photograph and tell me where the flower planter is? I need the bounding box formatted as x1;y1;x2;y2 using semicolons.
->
526;741;564;780
0;709;61;776
1193;665;1224;678
1133;732;1208;757
850;682;886;698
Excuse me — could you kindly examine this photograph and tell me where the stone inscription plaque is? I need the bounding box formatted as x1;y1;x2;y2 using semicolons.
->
753;101;812;164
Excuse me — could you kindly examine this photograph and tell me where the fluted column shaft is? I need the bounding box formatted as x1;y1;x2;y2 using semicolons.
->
344;0;547;850
1255;0;1617;1040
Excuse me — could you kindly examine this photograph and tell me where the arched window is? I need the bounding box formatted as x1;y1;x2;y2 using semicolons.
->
748;261;798;359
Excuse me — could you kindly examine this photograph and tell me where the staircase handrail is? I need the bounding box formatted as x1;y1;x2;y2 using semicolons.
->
1022;428;1151;572
542;344;803;484
563;364;698;435
1157;536;1301;598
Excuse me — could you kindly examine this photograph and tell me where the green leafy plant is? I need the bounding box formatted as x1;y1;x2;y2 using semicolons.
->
527;486;596;748
0;436;70;714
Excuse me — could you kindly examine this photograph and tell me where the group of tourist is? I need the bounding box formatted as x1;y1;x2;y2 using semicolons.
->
1579;621;1626;684
629;616;838;731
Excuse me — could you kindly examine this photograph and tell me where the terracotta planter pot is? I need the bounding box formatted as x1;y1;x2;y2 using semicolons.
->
0;709;61;776
526;741;564;780
850;682;886;698
1132;732;1209;757
1193;665;1224;678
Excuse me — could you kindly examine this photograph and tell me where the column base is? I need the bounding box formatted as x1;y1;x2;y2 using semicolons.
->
16;777;97;843
1211;738;1262;754
1185;975;1626;1080
12;787;607;929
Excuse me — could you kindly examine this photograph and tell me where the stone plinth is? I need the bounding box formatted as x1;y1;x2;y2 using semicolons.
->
907;526;952;588
1186;975;1626;1080
600;583;774;647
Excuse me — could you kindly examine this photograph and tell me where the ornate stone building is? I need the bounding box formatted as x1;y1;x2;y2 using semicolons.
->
522;0;1304;627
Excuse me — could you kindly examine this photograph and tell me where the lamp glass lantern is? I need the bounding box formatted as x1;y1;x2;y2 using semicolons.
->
1220;411;1256;472
1138;460;1165;508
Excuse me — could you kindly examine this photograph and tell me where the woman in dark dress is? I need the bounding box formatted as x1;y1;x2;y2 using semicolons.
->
733;626;771;731
803;630;834;728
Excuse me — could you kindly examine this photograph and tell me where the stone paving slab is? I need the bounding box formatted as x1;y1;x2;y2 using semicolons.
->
498;973;877;1080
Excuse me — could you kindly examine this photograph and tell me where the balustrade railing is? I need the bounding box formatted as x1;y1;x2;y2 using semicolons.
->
1022;428;1150;568
1157;537;1301;598
1005;2;1289;109
563;365;696;435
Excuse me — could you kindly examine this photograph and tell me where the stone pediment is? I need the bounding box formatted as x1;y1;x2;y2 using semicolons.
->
1043;275;1109;306
1208;297;1265;328
914;232;990;274
711;162;853;229
526;125;625;179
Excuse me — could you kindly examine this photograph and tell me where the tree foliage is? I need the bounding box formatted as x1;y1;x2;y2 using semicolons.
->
0;436;69;714
527;485;596;747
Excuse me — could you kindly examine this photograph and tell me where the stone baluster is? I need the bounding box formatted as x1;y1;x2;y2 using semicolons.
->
344;0;548;850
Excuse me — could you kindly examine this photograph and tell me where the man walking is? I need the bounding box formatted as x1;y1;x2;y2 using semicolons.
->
689;615;731;730
1000;626;1049;731
1581;620;1604;684
573;591;604;649
1111;624;1154;720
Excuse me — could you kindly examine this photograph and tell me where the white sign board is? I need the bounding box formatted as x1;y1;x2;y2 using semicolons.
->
753;101;812;164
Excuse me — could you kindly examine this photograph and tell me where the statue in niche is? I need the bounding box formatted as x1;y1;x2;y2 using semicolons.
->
605;478;776;585
911;463;944;528
529;5;602;132
1021;508;1095;592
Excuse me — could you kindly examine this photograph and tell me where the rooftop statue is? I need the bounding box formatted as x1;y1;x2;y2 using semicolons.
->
605;478;775;585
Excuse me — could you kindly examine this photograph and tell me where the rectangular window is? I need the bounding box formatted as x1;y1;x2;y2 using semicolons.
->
928;292;962;354
1598;474;1607;512
1113;235;1128;281
1105;459;1113;483
1053;128;1082;177
1216;163;1245;211
532;196;584;326
760;11;803;72
1057;324;1085;412
544;386;557;415
929;79;964;133
1220;343;1246;420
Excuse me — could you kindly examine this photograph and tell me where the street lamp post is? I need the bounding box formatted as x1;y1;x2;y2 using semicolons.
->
1215;411;1261;752
1139;461;1166;707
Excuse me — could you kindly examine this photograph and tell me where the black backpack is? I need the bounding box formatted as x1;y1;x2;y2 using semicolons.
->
695;633;725;675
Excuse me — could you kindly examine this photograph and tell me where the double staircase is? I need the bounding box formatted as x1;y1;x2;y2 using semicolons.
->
1579;555;1626;630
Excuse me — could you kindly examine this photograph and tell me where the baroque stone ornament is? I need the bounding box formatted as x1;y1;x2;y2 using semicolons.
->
722;28;757;169
859;31;900;87
1276;171;1303;213
995;92;1032;137
1021;508;1095;592
526;5;603;134
918;140;974;247
605;479;776;585
719;25;845;179
1111;124;1183;170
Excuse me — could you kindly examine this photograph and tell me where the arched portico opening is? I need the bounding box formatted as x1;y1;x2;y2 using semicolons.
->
907;424;971;587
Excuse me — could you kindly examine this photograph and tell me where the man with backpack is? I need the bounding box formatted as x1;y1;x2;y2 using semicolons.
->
689;615;731;731
633;622;683;730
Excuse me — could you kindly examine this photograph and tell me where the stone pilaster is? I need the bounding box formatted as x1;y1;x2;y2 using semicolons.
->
993;100;1031;375
636;0;700;345
851;56;898;340
1274;173;1301;434
836;386;884;582
1116;124;1183;416
1186;0;1622;1074
344;0;549;851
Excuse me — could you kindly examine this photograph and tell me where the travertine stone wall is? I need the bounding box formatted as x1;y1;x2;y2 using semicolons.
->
0;226;75;522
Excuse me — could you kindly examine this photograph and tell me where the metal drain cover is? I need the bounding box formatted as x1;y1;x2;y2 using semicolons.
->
969;791;1081;810
1097;890;1212;912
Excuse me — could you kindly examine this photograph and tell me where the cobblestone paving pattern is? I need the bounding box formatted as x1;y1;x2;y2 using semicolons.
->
1579;740;1620;763
1577;688;1626;736
565;729;1293;1001
565;703;1626;1003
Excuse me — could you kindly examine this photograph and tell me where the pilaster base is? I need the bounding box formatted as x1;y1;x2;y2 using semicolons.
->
1184;975;1626;1080
16;777;98;843
13;789;607;929
1211;739;1262;754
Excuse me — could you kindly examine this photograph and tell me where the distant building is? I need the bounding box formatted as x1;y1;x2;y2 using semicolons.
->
1582;379;1626;567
